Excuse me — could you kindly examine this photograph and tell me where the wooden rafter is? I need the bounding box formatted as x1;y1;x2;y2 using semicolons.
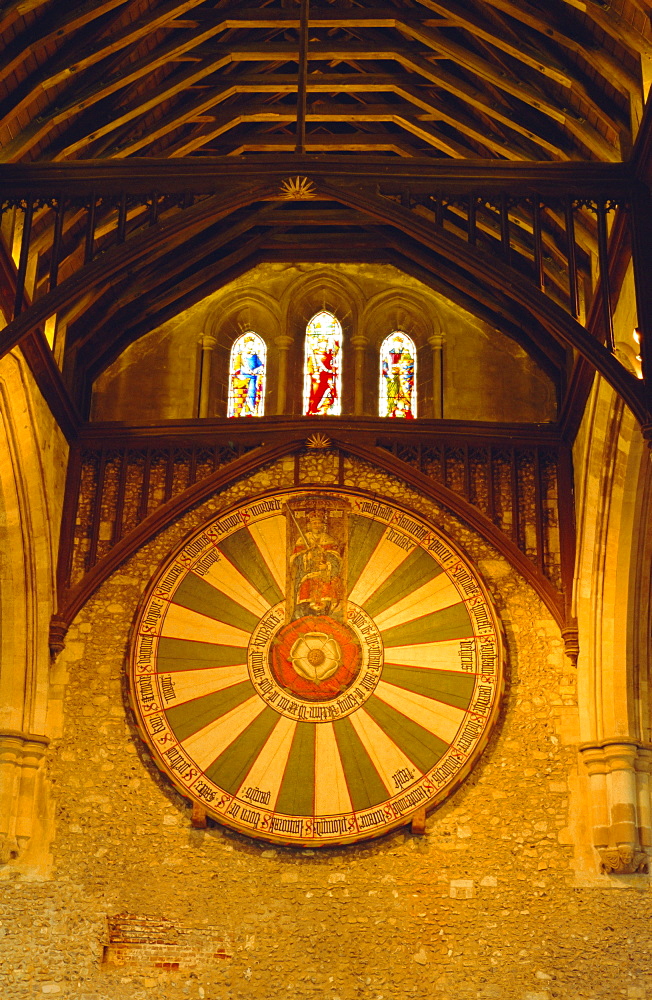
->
0;1;641;166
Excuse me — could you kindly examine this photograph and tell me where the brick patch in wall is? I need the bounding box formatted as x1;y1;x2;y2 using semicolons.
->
103;913;232;971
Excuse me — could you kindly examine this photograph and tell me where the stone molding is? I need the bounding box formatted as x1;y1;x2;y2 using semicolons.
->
579;738;652;874
0;729;50;864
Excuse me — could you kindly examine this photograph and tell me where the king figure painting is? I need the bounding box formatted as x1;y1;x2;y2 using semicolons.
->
286;497;349;622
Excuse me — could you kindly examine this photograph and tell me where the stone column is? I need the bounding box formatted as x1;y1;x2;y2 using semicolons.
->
0;733;21;862
604;742;640;849
275;335;293;415
14;735;49;852
198;334;217;418
580;740;650;873
0;731;49;864
351;334;368;416
579;744;610;851
429;333;445;419
635;745;652;854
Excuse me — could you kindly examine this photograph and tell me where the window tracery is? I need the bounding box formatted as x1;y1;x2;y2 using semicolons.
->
379;332;417;419
303;311;342;416
227;332;266;418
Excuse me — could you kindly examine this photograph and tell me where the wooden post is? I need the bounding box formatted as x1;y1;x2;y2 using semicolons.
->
532;199;545;293
84;192;97;264
467;195;477;246
565;196;579;319
49;196;66;291
191;802;207;829
596;201;615;354
411;807;426;835
630;184;652;424
296;0;309;154
13;201;33;319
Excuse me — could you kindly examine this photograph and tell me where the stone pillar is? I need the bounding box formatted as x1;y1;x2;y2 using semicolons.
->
604;742;639;848
580;739;650;873
635;745;652;854
579;744;610;851
0;730;49;864
14;735;49;851
0;733;21;862
275;335;293;415
429;333;445;419
198;334;217;418
351;334;368;416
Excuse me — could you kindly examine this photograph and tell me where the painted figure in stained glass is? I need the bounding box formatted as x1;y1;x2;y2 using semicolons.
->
380;332;416;419
228;332;266;418
303;311;342;416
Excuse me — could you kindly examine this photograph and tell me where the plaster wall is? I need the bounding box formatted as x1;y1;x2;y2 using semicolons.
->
2;454;650;1000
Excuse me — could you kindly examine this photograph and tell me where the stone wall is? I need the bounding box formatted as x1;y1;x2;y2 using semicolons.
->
90;262;557;425
1;454;650;1000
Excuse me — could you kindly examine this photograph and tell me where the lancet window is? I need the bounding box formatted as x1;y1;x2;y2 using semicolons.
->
379;332;417;419
303;311;343;416
227;332;267;418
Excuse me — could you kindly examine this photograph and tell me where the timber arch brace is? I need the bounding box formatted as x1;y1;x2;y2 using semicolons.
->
50;429;570;656
0;159;647;425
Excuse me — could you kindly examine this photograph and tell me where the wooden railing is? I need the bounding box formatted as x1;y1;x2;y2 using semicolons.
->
56;420;573;621
377;436;566;592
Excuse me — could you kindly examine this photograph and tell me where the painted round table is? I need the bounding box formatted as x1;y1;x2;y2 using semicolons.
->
129;488;504;846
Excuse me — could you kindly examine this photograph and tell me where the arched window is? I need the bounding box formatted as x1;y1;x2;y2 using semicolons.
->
303;311;342;416
227;332;266;418
379;331;417;419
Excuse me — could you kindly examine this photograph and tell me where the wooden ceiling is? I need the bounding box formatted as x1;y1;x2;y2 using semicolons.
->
1;0;650;432
0;0;650;165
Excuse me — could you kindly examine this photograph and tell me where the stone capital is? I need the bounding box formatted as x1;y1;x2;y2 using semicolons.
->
199;334;217;350
350;335;368;349
275;335;293;350
428;333;445;350
579;744;609;776
602;742;640;772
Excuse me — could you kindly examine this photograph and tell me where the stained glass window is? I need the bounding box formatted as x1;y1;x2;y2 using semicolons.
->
227;331;266;418
379;331;417;419
303;311;342;416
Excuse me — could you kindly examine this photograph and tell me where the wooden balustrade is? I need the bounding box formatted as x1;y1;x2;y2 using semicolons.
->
56;421;572;619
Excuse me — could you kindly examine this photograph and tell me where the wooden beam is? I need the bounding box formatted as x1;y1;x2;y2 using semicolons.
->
403;10;628;143
0;157;630;197
304;177;644;418
0;0;59;35
110;40;616;158
80;233;279;395
414;0;572;85
0;181;274;362
223;134;420;158
48;65;573;162
107;99;478;159
481;0;639;94
31;0;211;89
161;91;533;160
0;21;243;160
296;0;309;155
0;0;132;90
0;235;80;440
72;204;281;350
